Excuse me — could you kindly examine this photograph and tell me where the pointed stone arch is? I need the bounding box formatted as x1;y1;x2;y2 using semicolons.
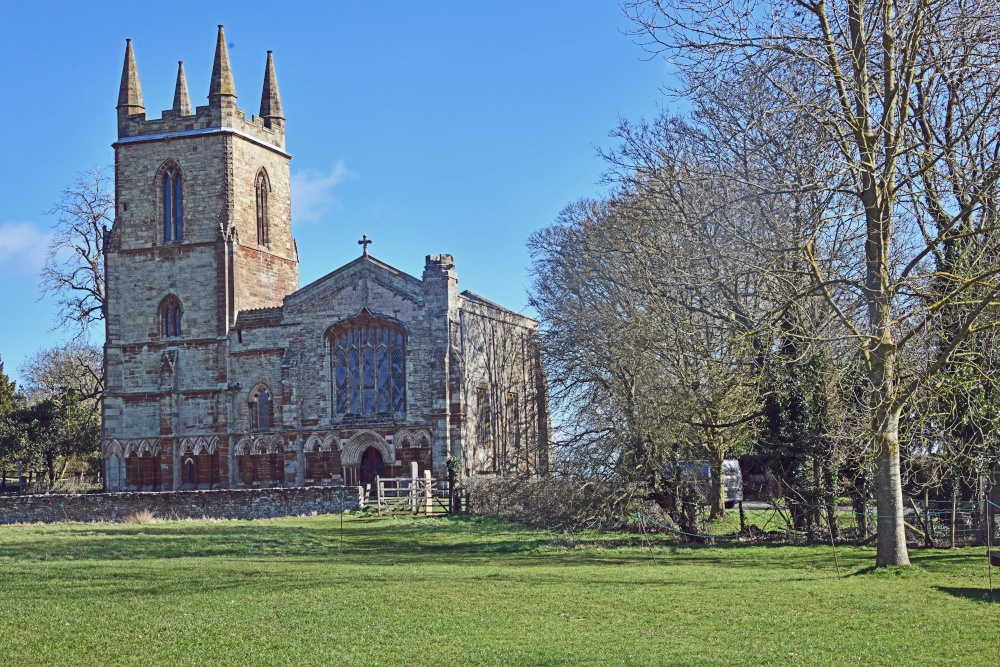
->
394;428;412;449
104;439;124;459
322;433;340;452
304;434;324;453
234;437;253;457
303;432;340;484
104;439;126;491
121;439;161;490
249;433;283;455
395;428;431;449
342;430;392;466
176;437;220;489
415;430;431;449
180;436;218;456
124;438;160;458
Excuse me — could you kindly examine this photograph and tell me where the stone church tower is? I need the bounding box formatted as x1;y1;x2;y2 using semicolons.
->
103;27;549;492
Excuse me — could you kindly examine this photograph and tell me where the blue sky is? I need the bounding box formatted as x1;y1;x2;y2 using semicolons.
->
0;1;670;384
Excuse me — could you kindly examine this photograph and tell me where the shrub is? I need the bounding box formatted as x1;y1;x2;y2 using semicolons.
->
124;509;157;525
464;475;659;530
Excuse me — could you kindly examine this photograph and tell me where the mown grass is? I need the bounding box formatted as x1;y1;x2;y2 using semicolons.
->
0;512;997;666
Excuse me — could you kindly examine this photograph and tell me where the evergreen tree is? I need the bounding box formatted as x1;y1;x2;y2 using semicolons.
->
0;356;15;416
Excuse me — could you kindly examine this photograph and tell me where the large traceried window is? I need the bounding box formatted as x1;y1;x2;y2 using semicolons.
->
477;387;494;469
329;310;406;416
255;169;270;247
162;164;183;242
159;295;182;338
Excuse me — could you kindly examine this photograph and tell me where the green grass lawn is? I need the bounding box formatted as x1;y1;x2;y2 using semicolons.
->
0;513;997;666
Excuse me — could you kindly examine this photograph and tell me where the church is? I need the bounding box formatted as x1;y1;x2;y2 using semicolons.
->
102;27;550;492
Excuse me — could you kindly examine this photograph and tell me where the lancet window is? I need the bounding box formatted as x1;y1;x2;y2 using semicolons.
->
159;296;182;338
329;311;406;416
255;169;270;247
162;164;183;242
249;385;274;432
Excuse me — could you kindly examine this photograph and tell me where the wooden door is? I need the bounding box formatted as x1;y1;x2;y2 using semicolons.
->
359;446;384;491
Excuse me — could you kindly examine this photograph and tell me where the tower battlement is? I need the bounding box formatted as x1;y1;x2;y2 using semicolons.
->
117;103;286;153
116;26;286;152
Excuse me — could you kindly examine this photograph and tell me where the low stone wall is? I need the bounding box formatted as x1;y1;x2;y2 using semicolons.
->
0;486;360;524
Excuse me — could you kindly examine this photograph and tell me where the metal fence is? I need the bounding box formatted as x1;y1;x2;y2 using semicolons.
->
642;498;999;547
0;472;102;496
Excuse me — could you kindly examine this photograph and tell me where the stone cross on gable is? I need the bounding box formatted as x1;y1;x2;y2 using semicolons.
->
358;234;372;257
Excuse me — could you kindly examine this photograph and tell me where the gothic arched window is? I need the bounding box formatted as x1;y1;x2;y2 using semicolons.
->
328;311;406;416
159;296;182;338
162;164;183;242
477;387;495;470
249;385;274;432
255;169;270;247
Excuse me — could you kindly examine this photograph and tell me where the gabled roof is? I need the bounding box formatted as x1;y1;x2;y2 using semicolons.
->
283;254;422;312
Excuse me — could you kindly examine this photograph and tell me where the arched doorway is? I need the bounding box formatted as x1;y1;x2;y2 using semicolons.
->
359;446;384;492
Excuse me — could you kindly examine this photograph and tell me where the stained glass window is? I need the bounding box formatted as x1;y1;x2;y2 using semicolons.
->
330;311;406;416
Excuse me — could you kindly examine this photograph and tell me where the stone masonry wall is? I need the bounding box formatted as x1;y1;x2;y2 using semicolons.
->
0;486;359;525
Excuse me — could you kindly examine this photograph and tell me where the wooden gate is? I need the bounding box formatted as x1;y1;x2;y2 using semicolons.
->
375;469;451;515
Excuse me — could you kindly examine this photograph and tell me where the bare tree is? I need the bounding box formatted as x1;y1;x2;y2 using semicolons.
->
530;148;773;523
608;75;878;536
529;201;673;488
19;342;103;408
42;165;112;337
624;0;1000;566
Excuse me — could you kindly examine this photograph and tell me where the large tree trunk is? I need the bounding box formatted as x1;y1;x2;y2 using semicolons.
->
874;407;910;566
863;126;910;565
45;451;56;490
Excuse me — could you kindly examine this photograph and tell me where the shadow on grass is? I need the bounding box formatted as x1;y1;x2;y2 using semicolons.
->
0;513;937;576
0;515;622;568
935;586;1000;603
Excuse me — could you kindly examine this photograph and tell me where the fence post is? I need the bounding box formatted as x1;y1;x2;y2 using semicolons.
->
424;469;433;515
924;488;933;546
950;492;957;549
410;462;418;514
448;466;456;513
979;478;987;547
